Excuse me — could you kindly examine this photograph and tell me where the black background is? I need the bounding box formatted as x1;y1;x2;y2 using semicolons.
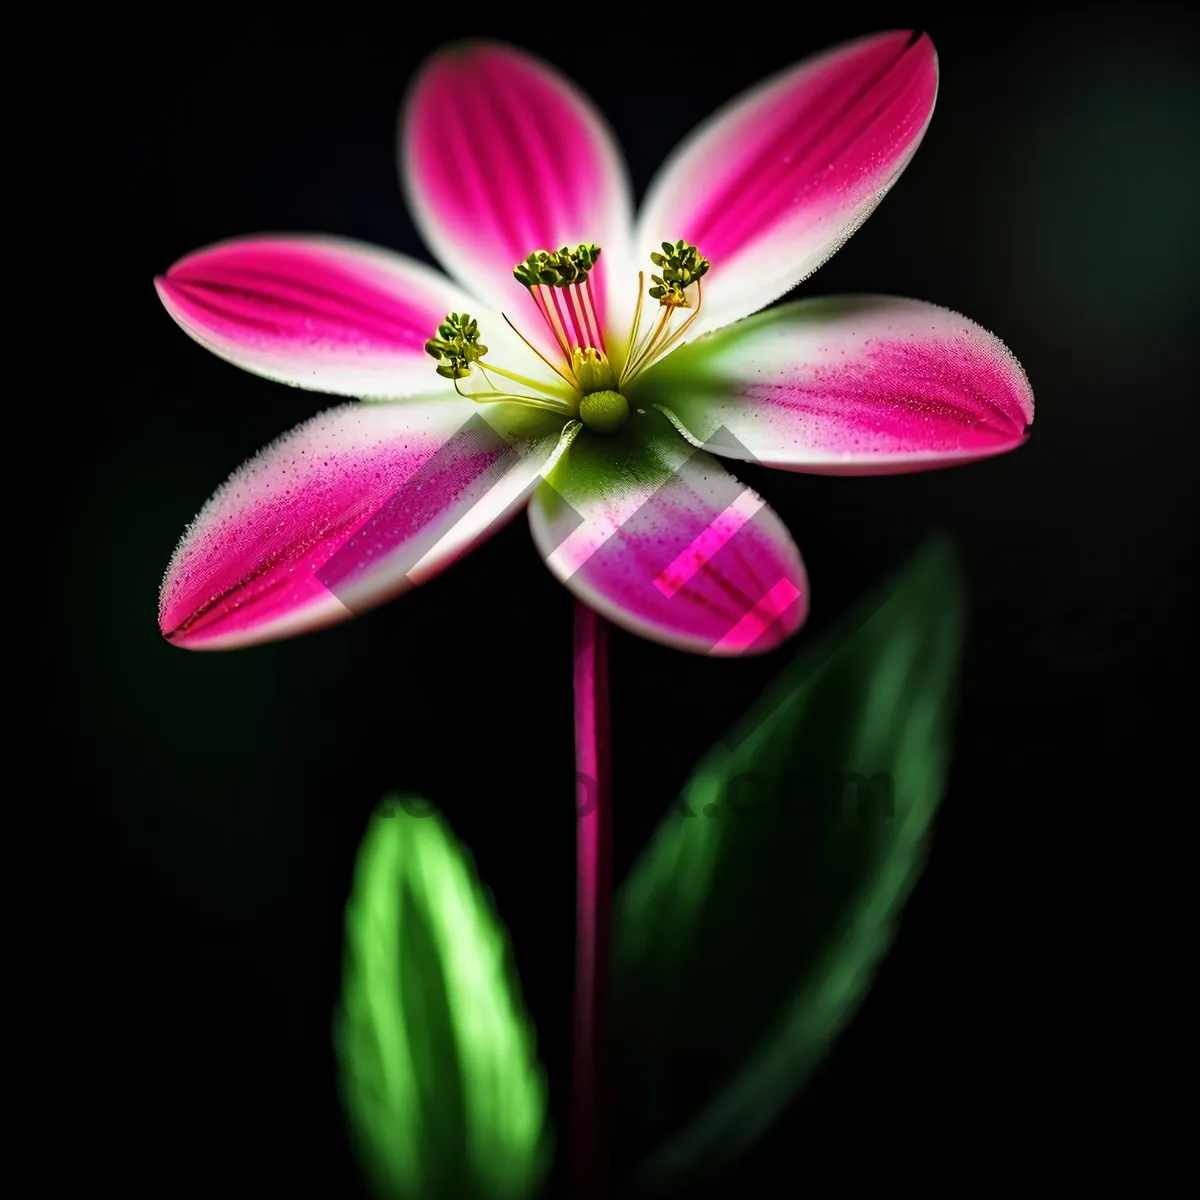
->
61;1;1194;1193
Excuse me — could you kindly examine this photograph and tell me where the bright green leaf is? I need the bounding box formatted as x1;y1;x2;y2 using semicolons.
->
335;798;551;1199
613;538;965;1194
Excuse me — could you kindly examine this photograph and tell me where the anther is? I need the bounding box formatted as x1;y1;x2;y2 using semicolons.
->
513;244;601;289
424;312;487;379
648;240;710;307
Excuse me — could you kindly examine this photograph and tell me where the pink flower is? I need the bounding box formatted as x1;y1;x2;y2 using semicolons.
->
156;33;1032;655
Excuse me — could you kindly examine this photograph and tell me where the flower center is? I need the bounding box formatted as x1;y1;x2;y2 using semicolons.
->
422;239;710;435
571;346;630;433
578;389;630;434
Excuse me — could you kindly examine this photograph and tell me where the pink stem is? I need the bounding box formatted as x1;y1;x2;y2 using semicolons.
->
569;284;594;352
572;601;612;1200
584;275;606;354
554;286;583;350
532;287;570;362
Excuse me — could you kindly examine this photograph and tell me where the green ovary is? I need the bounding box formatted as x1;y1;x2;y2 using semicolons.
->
579;389;630;434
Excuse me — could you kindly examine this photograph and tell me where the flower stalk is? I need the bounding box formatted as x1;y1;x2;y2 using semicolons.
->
573;602;613;1200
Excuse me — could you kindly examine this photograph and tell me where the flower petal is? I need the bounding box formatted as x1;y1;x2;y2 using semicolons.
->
527;411;807;655
155;235;486;399
633;297;1034;475
634;32;938;341
402;41;634;350
161;399;567;649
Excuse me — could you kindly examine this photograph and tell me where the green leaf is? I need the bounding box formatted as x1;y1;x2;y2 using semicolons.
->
335;798;551;1199
612;538;965;1194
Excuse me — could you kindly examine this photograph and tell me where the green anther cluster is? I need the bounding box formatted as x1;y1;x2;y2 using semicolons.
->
648;240;710;306
424;313;487;379
513;244;602;288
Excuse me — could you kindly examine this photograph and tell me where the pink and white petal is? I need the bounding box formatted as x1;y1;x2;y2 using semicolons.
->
634;31;938;343
402;41;635;356
160;398;569;650
155;234;490;399
633;297;1034;475
528;411;808;655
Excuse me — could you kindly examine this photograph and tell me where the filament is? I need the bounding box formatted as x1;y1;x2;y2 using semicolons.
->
502;313;577;387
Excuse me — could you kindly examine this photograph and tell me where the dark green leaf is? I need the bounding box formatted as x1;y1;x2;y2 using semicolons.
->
335;798;551;1198
613;538;964;1193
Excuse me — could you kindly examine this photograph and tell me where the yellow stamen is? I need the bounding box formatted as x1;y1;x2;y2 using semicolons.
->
619;270;647;383
624;307;672;381
501;313;577;387
619;243;708;385
476;359;575;403
643;279;703;363
452;378;574;415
